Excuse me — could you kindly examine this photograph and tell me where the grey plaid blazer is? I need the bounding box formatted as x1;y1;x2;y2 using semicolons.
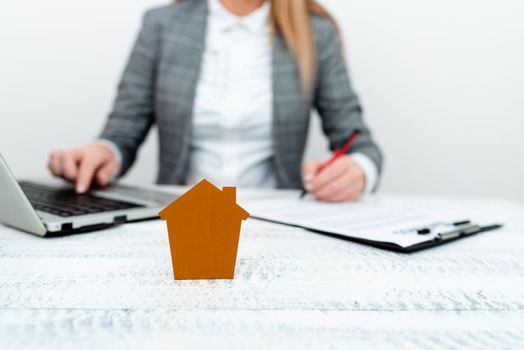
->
100;0;383;188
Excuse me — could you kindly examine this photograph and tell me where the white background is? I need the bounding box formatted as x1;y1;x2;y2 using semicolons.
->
1;0;523;203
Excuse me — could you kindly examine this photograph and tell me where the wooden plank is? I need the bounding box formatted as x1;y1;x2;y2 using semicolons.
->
0;195;523;349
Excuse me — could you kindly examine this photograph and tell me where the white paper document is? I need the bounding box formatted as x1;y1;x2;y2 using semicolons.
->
243;195;470;249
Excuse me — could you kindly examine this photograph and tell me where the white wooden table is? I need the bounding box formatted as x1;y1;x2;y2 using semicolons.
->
1;193;523;350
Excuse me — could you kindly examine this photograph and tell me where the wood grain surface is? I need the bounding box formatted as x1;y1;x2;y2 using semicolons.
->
0;194;523;349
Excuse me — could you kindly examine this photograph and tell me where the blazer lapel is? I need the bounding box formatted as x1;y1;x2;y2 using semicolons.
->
160;0;208;180
166;0;207;113
271;33;308;188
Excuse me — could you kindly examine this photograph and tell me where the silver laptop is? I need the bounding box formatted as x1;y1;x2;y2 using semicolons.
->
0;154;177;236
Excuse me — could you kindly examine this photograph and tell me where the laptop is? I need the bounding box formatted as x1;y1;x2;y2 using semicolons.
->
0;154;177;236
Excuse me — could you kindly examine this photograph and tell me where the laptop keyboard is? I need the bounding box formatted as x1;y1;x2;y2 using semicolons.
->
19;181;144;217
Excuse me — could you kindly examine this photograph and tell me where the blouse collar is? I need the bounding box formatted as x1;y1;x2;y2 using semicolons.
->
208;0;270;34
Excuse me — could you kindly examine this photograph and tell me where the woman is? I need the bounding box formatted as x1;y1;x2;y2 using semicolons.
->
48;0;383;202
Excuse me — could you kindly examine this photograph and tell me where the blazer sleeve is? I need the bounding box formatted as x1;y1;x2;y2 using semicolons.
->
99;9;160;176
313;18;383;175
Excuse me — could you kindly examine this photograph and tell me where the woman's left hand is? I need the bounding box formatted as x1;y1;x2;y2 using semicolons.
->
302;155;365;202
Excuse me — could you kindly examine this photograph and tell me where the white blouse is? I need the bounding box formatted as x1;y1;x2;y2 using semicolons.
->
186;0;276;188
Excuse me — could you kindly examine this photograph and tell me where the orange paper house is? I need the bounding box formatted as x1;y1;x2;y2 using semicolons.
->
159;179;249;280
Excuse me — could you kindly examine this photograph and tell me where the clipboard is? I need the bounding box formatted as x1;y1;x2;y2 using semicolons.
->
305;222;503;253
244;196;504;253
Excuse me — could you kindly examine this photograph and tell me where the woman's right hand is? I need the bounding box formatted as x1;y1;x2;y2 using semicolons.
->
48;143;120;193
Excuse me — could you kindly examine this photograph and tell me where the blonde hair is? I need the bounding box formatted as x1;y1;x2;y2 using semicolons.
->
176;0;339;93
270;0;338;94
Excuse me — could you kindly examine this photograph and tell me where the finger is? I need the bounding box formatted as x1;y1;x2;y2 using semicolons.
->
61;152;78;181
312;172;350;201
95;161;119;187
309;157;349;192
331;182;361;202
48;151;63;177
72;148;85;164
313;161;365;202
302;160;323;182
47;153;56;175
76;156;100;193
319;186;351;203
331;165;365;202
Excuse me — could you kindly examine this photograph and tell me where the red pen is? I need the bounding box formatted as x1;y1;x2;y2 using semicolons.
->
300;130;361;198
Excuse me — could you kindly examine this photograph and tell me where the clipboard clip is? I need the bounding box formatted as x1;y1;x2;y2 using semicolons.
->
415;220;481;241
396;220;473;235
435;223;481;241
